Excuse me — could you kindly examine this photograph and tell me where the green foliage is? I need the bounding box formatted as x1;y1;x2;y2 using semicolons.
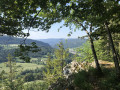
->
30;58;45;65
76;41;94;62
76;40;113;62
18;67;45;82
44;53;56;85
1;54;24;90
44;42;70;86
74;70;93;90
0;46;15;62
94;40;112;61
53;42;69;75
98;68;120;90
52;59;63;78
0;0;120;89
73;67;120;90
15;42;40;62
0;0;53;36
46;53;53;75
23;81;48;90
0;36;53;63
0;54;47;90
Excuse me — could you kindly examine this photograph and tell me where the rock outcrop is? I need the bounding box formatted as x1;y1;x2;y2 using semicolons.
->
48;60;89;90
48;60;114;90
63;61;90;78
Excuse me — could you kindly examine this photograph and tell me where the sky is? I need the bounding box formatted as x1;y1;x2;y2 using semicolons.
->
25;21;87;40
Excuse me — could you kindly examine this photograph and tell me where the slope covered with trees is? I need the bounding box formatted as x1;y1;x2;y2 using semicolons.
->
0;35;51;46
39;38;86;49
0;36;53;62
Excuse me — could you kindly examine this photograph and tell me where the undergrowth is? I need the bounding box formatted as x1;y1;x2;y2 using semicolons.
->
73;67;120;90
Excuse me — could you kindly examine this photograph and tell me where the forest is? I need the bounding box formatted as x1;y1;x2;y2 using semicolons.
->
0;0;120;90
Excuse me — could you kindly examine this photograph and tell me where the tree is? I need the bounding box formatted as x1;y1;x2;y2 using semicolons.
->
76;0;120;77
104;22;120;77
44;53;54;85
76;40;112;62
0;0;60;62
39;0;120;76
44;42;69;86
1;0;120;76
39;0;103;74
0;0;54;37
90;0;120;77
3;54;24;90
54;42;69;75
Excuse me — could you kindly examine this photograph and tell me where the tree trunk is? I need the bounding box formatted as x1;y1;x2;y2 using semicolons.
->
106;36;111;57
119;42;120;54
105;22;120;78
89;35;102;74
79;22;102;74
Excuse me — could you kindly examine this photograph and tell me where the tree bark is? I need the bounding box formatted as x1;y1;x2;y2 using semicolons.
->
79;22;102;74
105;22;120;78
106;36;111;57
88;33;102;74
119;42;120;54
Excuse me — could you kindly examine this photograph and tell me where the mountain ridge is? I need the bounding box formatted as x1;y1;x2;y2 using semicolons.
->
0;35;51;48
38;38;87;49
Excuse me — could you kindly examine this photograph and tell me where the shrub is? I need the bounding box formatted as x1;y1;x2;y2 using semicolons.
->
23;82;48;90
98;68;120;90
74;70;93;90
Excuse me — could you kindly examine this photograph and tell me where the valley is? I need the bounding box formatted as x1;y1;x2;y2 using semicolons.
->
0;36;86;89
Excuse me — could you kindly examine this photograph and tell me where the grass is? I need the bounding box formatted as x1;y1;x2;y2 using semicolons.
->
23;80;48;90
31;58;38;61
24;80;44;85
0;62;44;73
16;63;44;70
1;44;18;50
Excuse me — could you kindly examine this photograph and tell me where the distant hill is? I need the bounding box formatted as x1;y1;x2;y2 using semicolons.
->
0;36;53;62
38;38;87;49
0;36;51;47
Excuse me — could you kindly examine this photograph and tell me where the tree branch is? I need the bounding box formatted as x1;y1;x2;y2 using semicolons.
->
74;19;90;37
22;9;42;45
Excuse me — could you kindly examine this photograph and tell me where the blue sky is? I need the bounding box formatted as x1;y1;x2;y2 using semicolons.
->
26;21;87;39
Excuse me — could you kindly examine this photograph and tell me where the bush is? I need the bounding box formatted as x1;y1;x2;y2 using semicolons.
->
23;82;48;90
17;67;45;82
98;68;120;90
74;70;93;90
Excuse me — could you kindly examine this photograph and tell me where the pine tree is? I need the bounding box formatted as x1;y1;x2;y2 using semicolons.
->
54;42;69;76
44;42;69;86
4;54;24;90
44;53;54;85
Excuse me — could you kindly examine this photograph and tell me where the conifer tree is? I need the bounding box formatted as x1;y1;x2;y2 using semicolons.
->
44;53;54;85
4;54;24;90
54;42;69;76
44;42;69;85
